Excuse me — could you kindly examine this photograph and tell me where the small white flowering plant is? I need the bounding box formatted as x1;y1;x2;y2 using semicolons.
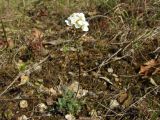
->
55;13;89;117
65;13;89;32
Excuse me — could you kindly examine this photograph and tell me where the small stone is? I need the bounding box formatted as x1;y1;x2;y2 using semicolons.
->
109;99;119;109
68;81;88;98
77;89;88;98
38;85;49;94
107;68;113;73
34;65;42;72
46;97;54;106
37;103;47;113
65;114;75;120
88;91;98;98
118;82;122;86
18;115;28;120
68;81;79;93
115;77;120;82
82;72;88;77
49;88;57;96
19;100;28;109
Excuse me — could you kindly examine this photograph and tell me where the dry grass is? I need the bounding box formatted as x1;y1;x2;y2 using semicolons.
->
0;0;160;119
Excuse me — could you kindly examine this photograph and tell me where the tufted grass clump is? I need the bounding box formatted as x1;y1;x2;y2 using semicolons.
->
57;89;82;115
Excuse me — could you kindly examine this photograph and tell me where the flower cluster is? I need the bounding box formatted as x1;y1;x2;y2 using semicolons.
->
65;13;89;31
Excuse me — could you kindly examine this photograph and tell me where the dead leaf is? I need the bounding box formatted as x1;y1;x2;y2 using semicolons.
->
18;75;29;86
38;85;58;97
29;28;49;56
137;100;149;115
139;59;158;76
7;38;14;49
0;38;7;50
32;28;43;40
122;93;133;108
117;90;128;104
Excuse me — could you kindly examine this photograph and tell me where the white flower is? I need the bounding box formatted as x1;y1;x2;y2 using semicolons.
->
82;21;89;31
65;13;89;31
